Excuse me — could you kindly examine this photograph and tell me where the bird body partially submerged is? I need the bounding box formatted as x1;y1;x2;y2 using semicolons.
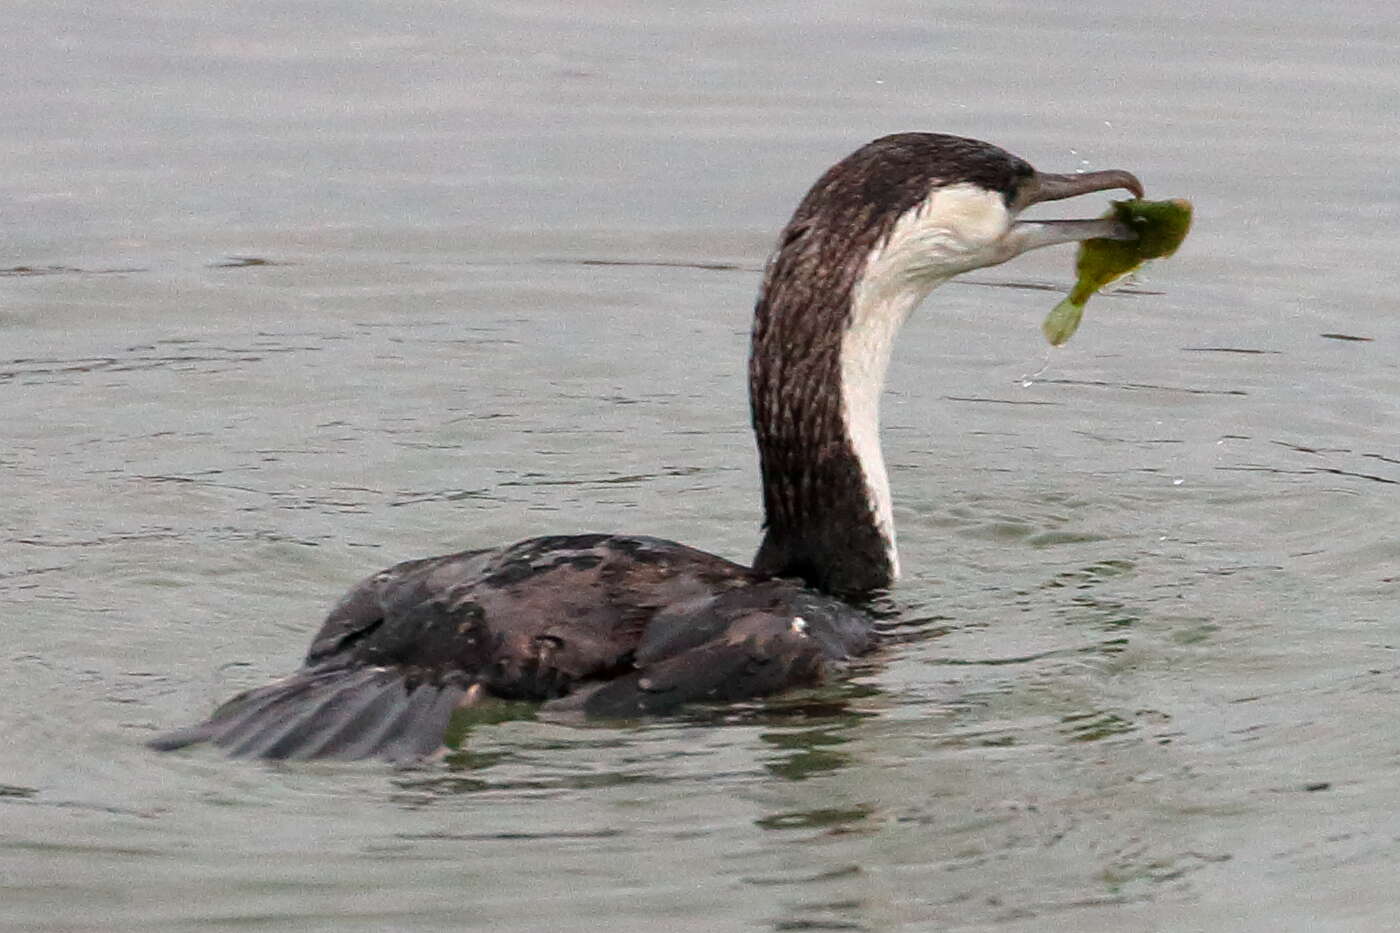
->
150;534;872;760
153;133;1144;761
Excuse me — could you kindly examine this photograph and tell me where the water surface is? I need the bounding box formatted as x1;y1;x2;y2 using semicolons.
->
4;2;1399;930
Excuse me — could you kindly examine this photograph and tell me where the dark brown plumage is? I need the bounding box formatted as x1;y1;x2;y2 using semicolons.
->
150;535;871;760
151;133;1142;762
751;134;1033;595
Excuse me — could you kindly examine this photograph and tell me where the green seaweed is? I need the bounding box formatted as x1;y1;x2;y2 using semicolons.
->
1043;198;1193;346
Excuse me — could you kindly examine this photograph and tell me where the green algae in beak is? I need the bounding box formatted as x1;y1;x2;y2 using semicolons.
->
1042;198;1193;346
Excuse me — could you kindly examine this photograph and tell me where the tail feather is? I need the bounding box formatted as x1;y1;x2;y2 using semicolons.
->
366;687;468;762
285;671;420;760
226;669;399;759
149;666;467;762
214;677;352;757
323;677;454;761
146;675;326;753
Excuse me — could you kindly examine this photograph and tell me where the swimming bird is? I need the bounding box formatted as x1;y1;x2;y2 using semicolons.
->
151;133;1143;761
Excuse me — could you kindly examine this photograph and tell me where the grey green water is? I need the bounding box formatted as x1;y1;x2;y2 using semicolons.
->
4;2;1399;930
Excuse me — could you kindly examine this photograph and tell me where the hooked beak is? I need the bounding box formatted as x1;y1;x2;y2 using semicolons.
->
996;167;1146;261
1018;169;1144;208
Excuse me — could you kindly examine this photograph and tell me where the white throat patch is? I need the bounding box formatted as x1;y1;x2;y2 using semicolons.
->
839;183;1015;579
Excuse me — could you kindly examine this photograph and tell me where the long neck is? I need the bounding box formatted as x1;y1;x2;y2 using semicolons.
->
746;136;1028;596
749;233;940;597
